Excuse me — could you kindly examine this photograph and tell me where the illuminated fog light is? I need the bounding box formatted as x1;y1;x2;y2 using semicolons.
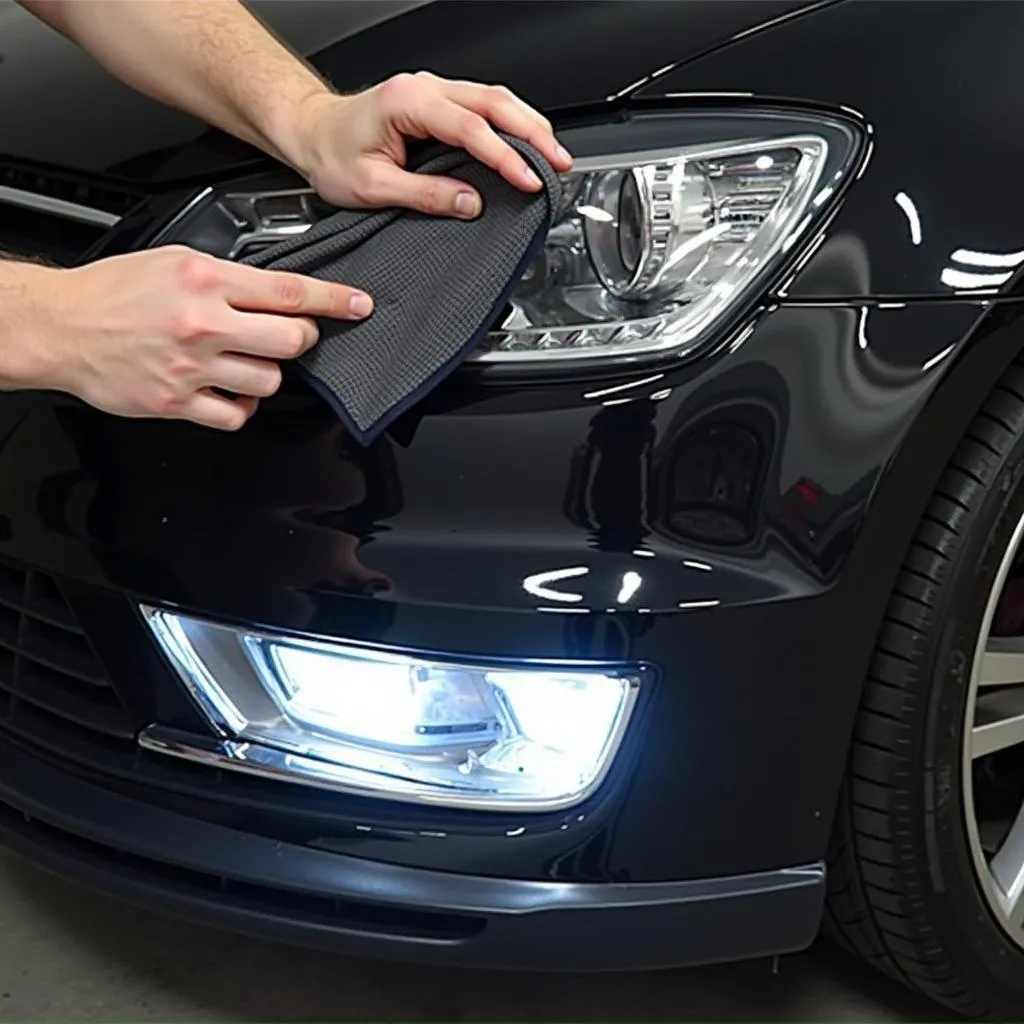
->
140;607;644;811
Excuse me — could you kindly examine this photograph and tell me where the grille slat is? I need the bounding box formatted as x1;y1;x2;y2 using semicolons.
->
0;564;136;746
2;699;138;768
0;592;82;633
8;620;109;687
23;570;82;634
5;667;136;741
0;562;83;634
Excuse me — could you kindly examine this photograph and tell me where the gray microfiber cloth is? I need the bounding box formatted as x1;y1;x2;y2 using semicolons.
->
243;134;561;444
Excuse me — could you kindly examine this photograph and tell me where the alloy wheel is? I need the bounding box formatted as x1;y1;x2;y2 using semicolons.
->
964;507;1024;946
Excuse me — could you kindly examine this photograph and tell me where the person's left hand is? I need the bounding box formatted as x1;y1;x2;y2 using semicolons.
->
287;71;573;219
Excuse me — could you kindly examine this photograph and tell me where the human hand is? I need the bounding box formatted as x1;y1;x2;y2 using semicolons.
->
286;71;573;218
13;246;373;430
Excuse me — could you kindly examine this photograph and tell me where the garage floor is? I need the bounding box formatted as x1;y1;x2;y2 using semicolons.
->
0;853;950;1022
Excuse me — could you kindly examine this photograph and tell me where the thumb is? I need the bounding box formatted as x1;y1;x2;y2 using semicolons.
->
362;163;484;219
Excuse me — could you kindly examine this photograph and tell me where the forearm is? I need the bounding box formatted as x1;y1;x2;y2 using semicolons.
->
17;0;332;170
0;259;60;391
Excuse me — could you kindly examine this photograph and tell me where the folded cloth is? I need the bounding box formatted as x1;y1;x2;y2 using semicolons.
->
243;134;561;444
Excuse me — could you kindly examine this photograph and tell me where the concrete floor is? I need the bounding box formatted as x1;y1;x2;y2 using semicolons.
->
0;852;952;1022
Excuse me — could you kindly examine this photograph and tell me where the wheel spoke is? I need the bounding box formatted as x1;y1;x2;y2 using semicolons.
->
1009;887;1024;931
963;528;1024;948
980;637;1024;687
971;687;1024;758
990;808;1024;929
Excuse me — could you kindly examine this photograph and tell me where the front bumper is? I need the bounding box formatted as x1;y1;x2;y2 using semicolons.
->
0;736;823;970
0;299;992;970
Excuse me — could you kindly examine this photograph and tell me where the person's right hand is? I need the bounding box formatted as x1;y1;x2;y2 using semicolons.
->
17;245;373;431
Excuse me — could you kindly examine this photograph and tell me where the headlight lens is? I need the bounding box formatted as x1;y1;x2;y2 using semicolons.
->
485;136;828;361
141;606;644;811
155;111;857;364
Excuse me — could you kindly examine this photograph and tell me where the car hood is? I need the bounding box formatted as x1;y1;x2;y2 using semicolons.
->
0;0;825;186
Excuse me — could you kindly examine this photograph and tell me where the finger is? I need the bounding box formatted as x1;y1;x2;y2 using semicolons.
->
204;353;283;399
357;161;484;219
219;263;374;320
400;95;545;193
178;389;259;432
438;80;573;171
215;311;319;360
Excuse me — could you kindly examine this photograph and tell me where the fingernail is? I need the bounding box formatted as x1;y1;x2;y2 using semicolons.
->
454;191;482;218
349;293;373;318
555;143;573;165
523;165;543;189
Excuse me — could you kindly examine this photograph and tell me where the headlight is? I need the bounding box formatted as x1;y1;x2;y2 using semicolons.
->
485;135;830;362
155;111;858;364
140;606;645;811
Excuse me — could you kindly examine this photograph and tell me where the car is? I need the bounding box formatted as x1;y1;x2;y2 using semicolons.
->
2;0;1024;1015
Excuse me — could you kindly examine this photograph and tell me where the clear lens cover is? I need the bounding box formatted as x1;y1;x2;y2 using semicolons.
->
480;136;829;361
142;607;643;811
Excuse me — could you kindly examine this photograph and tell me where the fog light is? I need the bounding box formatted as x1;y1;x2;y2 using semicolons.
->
140;607;643;811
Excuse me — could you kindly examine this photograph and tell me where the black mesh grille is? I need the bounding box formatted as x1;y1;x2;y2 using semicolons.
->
0;563;137;747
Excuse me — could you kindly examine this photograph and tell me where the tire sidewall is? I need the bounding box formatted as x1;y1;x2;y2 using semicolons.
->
921;432;1024;1005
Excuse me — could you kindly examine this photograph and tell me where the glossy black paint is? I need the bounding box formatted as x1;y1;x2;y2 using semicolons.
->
639;0;1024;300
1;0;1024;963
0;0;821;183
0;0;424;182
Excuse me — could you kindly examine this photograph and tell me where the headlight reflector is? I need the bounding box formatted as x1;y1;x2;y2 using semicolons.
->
141;607;643;811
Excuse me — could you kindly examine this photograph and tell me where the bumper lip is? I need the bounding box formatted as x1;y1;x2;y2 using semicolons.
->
0;737;825;970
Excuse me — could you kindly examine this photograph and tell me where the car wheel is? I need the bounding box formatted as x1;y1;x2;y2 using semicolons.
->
825;353;1024;1018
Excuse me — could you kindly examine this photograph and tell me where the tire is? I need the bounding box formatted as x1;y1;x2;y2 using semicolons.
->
825;353;1024;1019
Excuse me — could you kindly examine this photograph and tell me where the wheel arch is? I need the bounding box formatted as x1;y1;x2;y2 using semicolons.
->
816;300;1024;828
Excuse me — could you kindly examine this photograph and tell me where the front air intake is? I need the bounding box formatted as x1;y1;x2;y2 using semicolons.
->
0;561;136;752
0;162;143;265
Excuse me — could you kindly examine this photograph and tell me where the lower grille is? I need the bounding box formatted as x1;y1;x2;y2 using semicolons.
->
0;562;136;747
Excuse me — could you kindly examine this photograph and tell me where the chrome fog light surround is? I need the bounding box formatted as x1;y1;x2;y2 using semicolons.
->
139;606;646;812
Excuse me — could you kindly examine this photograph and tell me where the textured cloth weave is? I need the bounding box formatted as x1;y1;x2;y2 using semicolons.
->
244;135;561;444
